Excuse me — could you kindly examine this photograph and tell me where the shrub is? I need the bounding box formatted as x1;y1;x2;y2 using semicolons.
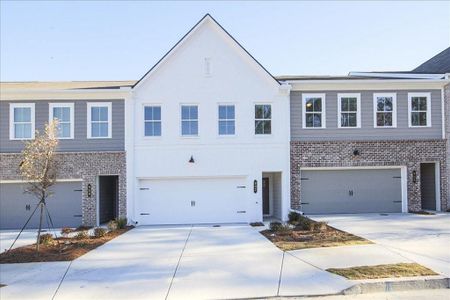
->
61;227;74;237
39;233;54;245
75;231;89;240
93;227;107;238
107;220;118;231
75;225;92;231
270;222;291;233
311;221;328;232
288;211;302;225
296;216;313;231
116;217;127;229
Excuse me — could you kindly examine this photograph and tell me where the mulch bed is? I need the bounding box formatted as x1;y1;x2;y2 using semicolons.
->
261;223;371;251
0;226;133;264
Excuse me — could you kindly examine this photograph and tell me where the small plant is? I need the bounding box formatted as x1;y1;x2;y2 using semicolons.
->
250;222;265;227
270;222;291;233
39;233;54;245
311;221;328;232
107;220;118;231
288;211;302;225
75;225;92;231
61;227;74;237
116;217;127;229
296;215;313;231
93;227;107;238
270;221;282;231
75;231;89;240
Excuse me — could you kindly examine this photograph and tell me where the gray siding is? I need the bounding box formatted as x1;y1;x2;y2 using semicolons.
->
0;99;125;152
290;90;443;141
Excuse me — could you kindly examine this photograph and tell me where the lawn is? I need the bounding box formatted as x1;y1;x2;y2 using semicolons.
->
327;263;438;279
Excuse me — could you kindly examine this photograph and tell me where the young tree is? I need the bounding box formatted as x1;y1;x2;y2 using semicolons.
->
19;120;59;252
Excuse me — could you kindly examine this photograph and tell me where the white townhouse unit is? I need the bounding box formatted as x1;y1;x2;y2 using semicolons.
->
126;15;291;225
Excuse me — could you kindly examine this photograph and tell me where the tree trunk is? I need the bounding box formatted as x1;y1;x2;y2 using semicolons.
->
36;200;44;253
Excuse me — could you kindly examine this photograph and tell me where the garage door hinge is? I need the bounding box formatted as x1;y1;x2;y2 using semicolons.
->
393;201;402;203
301;202;309;205
73;189;82;192
139;188;150;190
73;215;82;217
236;185;246;189
236;211;246;213
140;213;150;215
392;176;401;179
300;178;309;180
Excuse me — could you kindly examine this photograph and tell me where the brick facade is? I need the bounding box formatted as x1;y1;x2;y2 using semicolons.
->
0;152;126;226
291;140;448;212
446;83;450;210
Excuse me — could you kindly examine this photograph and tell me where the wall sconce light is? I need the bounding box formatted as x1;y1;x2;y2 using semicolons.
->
253;180;258;193
353;149;360;156
189;155;195;163
87;184;92;197
412;170;417;183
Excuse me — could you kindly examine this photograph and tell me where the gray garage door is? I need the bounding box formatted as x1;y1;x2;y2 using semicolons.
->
300;169;402;214
0;182;82;229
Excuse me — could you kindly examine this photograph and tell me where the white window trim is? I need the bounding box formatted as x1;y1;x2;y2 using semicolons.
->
373;93;397;128
408;92;432;128
180;104;199;137
9;103;35;140
217;103;236;137
87;102;112;139
254;103;273;136
337;93;361;129
49;103;74;139
142;104;162;138
302;93;326;129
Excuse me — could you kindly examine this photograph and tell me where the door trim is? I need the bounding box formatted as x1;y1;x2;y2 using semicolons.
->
299;166;408;213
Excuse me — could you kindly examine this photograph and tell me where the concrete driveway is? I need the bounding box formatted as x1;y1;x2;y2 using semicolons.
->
311;213;450;277
1;225;352;300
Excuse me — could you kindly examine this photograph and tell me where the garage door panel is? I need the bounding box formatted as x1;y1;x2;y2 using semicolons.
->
138;177;248;224
0;182;82;229
301;169;402;214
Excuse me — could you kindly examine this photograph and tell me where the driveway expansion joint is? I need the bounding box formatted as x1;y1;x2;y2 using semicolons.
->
51;260;73;300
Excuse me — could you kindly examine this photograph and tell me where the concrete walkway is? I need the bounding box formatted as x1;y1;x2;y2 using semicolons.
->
1;225;352;300
311;213;450;277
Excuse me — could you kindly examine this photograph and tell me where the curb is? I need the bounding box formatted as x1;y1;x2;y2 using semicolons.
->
343;277;450;295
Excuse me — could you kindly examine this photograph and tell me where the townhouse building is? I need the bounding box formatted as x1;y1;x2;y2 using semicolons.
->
0;14;448;229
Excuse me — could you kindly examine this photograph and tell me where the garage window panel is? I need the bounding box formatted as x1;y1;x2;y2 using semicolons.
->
9;103;35;140
144;106;162;136
302;94;326;129
181;105;198;136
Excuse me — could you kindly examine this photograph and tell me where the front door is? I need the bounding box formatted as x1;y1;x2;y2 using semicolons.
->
262;177;270;215
99;176;118;224
421;163;436;210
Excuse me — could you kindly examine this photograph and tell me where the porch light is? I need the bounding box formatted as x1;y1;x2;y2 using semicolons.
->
189;155;195;163
413;170;417;183
353;149;360;156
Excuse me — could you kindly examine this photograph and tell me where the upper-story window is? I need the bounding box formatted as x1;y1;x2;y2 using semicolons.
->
218;105;235;135
49;103;74;139
255;104;271;135
338;93;361;128
87;102;112;139
302;94;326;129
144;106;162;136
373;93;397;128
408;92;431;127
9;103;35;140
181;105;198;136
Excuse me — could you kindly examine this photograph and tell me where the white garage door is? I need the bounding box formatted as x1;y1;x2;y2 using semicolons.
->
137;177;249;225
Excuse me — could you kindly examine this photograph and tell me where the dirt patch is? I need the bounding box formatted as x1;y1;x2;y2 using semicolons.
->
261;218;370;250
0;227;133;264
326;263;438;279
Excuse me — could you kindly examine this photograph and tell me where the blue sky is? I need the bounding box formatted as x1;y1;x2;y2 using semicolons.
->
1;1;449;81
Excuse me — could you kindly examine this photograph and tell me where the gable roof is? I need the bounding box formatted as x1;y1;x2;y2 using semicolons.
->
412;47;450;74
133;14;280;88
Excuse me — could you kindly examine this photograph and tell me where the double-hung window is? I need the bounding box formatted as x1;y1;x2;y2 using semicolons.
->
218;105;235;135
87;102;112;138
302;94;326;128
255;104;271;135
9;103;35;140
338;94;361;128
144;106;162;136
181;105;198;136
408;93;431;127
49;103;74;139
374;93;396;128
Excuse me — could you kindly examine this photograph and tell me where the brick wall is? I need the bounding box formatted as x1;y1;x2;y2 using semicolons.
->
0;152;126;226
446;83;450;210
291;140;447;212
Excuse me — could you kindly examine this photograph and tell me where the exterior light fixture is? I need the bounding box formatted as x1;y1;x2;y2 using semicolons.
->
412;170;417;183
353;149;360;156
189;155;195;163
253;180;258;193
87;184;92;197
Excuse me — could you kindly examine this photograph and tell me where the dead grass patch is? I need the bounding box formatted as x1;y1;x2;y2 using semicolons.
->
326;263;438;280
0;226;133;264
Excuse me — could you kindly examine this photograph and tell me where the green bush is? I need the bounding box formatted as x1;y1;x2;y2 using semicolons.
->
311;221;328;232
75;231;89;240
39;233;54;245
270;222;291;233
288;211;302;224
107;220;118;231
296;216;313;231
116;217;127;229
93;227;107;238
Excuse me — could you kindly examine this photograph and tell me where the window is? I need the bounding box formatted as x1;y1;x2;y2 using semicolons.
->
218;105;235;135
302;94;326;128
338;94;361;128
87;102;112;138
255;104;271;135
181;105;198;136
373;93;397;128
49;103;74;139
9;103;35;140
144;106;161;136
408;93;431;127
